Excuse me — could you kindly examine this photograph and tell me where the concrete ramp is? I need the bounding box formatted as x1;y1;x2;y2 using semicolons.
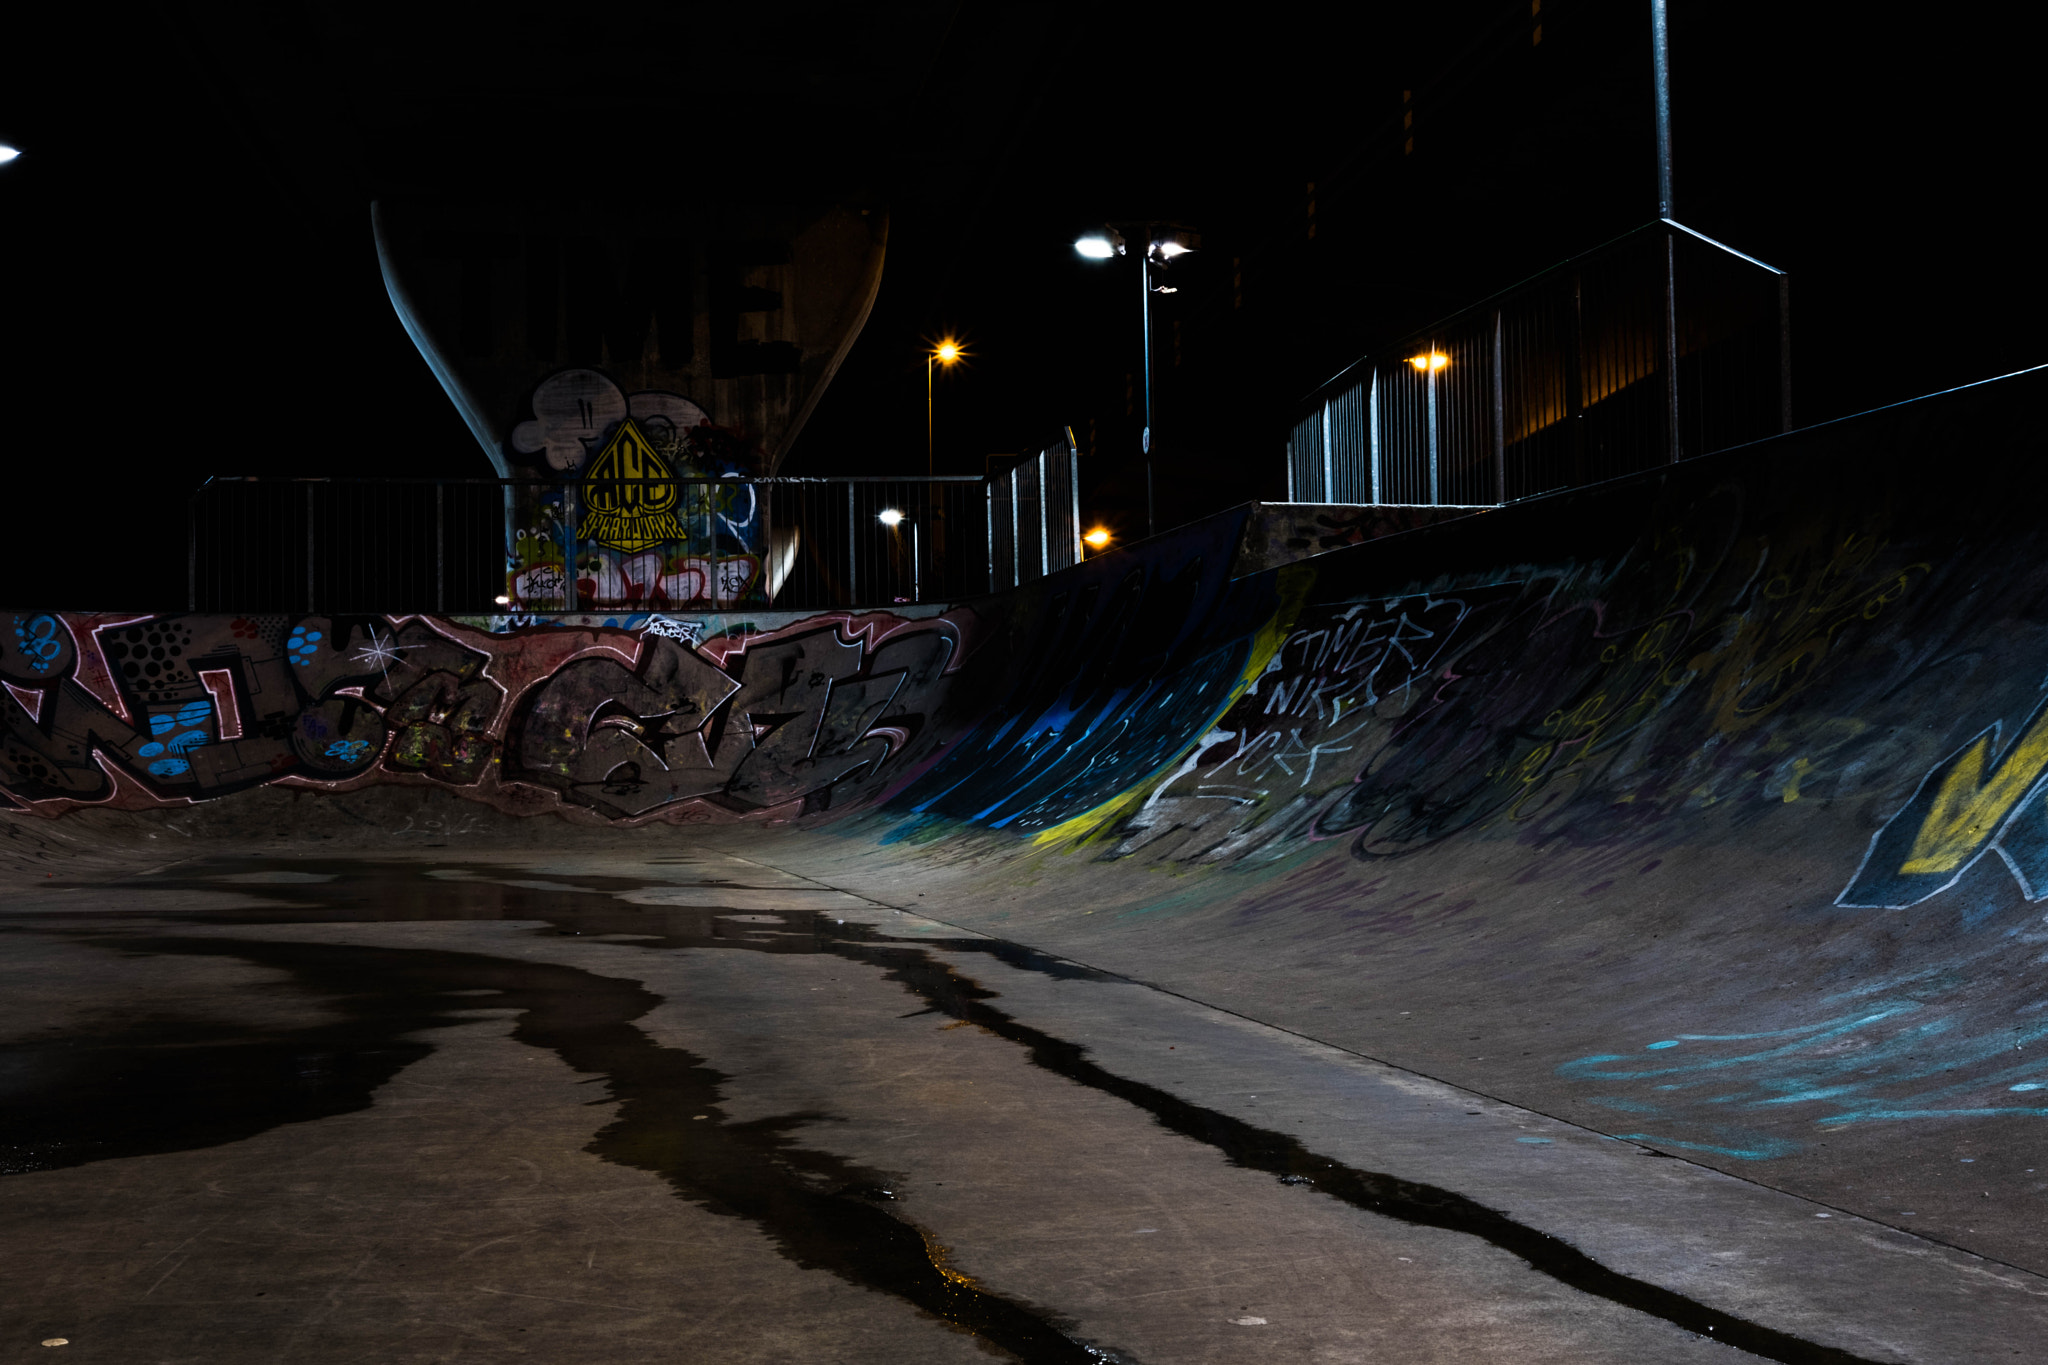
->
795;364;2048;1267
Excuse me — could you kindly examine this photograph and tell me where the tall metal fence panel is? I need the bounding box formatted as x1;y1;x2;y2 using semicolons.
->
188;480;507;616
988;431;1081;592
190;459;1087;614
1287;220;1789;508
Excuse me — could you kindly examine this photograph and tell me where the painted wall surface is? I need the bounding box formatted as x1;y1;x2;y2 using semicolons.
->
501;369;772;612
2;607;967;823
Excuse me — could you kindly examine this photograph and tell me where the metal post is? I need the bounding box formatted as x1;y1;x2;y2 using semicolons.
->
1778;275;1794;432
1321;401;1333;501
1368;370;1383;505
845;482;857;607
1036;449;1049;580
435;482;445;613
1663;230;1682;463
563;487;579;612
1568;274;1587;484
305;483;316;614
1066;429;1082;567
1141;232;1155;538
1425;357;1441;505
1491;310;1507;503
912;522;922;603
1651;0;1673;219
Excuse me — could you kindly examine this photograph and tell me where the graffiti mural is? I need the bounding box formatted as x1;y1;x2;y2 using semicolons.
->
1;608;963;822
505;369;770;612
1837;689;2048;908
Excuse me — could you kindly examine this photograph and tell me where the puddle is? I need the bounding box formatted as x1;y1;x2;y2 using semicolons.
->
2;858;1875;1365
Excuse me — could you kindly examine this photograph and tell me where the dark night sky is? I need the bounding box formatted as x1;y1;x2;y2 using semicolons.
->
2;2;2042;608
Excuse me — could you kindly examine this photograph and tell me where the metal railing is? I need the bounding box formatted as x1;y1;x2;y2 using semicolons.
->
988;429;1082;592
188;465;1084;615
1287;220;1790;507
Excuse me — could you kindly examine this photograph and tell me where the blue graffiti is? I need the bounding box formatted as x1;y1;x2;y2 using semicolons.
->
325;739;372;764
11;614;62;673
141;700;215;773
1560;978;2048;1158
149;701;213;735
287;626;322;667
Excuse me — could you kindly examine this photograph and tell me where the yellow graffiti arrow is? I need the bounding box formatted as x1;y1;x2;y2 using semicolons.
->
1901;704;2048;874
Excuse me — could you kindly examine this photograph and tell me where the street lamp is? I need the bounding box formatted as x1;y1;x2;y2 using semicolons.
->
877;507;921;602
1073;223;1199;538
926;338;964;478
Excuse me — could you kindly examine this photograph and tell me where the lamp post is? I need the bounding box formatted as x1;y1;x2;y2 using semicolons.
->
926;339;962;478
877;507;921;602
1075;223;1197;539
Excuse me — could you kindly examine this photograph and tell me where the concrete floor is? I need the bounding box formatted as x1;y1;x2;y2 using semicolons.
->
5;842;2044;1363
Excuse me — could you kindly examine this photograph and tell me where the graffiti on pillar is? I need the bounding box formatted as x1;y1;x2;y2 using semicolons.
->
1;609;963;823
505;369;767;612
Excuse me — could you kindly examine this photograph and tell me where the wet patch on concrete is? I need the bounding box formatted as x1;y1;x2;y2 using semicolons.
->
6;858;1883;1363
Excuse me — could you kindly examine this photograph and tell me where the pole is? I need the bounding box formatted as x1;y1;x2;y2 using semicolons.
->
1425;361;1440;504
1663;230;1682;463
563;488;578;612
845;482;857;607
1491;311;1507;504
305;482;316;614
1140;228;1155;537
1651;0;1673;219
926;353;934;479
435;481;445;613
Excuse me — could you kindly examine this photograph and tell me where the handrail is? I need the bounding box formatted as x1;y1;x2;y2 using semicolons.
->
193;474;991;489
1285;218;1791;508
1297;219;1784;414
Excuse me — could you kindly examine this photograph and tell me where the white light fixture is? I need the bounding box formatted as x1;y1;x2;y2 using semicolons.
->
877;508;905;527
0;145;19;166
1074;227;1125;259
1154;240;1191;259
494;595;511;605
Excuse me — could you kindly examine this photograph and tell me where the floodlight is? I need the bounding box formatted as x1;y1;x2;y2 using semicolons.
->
878;508;905;527
1074;227;1125;259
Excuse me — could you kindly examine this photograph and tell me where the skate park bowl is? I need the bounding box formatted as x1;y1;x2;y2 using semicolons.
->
5;367;2048;1361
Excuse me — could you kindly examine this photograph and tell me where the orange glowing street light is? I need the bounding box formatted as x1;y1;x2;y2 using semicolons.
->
1408;351;1450;372
1083;526;1113;551
927;337;966;477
